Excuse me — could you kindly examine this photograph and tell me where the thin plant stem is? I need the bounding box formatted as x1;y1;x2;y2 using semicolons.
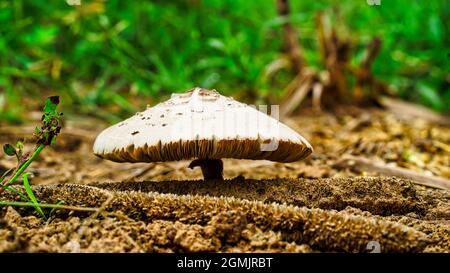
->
0;201;99;212
3;144;45;186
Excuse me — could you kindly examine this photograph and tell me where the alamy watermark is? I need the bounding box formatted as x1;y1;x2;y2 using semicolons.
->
170;103;281;152
67;0;81;6
366;241;381;253
367;0;381;6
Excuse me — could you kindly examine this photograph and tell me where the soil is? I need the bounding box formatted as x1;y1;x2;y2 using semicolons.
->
0;107;449;253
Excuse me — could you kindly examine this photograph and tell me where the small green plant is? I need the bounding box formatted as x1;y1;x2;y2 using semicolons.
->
0;96;63;219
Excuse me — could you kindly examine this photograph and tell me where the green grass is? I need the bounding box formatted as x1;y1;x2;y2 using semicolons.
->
0;0;448;123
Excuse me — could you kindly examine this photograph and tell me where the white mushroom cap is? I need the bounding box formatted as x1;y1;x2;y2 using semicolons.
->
93;87;313;163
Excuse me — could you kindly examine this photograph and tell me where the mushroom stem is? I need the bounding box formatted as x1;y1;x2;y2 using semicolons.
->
189;159;224;180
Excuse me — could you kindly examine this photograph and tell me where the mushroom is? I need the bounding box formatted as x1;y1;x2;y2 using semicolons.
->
93;87;313;180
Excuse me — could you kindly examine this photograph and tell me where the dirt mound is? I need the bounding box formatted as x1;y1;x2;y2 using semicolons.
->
0;183;432;253
92;177;436;217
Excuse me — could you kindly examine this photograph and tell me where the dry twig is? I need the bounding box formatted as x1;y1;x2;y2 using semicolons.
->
334;155;450;190
276;0;305;74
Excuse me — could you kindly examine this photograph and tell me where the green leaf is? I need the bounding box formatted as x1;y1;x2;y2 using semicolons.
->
44;96;58;113
16;140;24;151
22;26;60;46
22;172;46;219
3;143;16;156
417;83;444;111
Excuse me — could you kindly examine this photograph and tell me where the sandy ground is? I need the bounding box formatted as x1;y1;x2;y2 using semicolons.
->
0;107;449;252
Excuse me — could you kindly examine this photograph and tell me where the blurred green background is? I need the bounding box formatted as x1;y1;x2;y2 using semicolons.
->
0;0;448;123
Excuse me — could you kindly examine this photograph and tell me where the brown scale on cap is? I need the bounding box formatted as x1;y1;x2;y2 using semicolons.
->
93;87;313;180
